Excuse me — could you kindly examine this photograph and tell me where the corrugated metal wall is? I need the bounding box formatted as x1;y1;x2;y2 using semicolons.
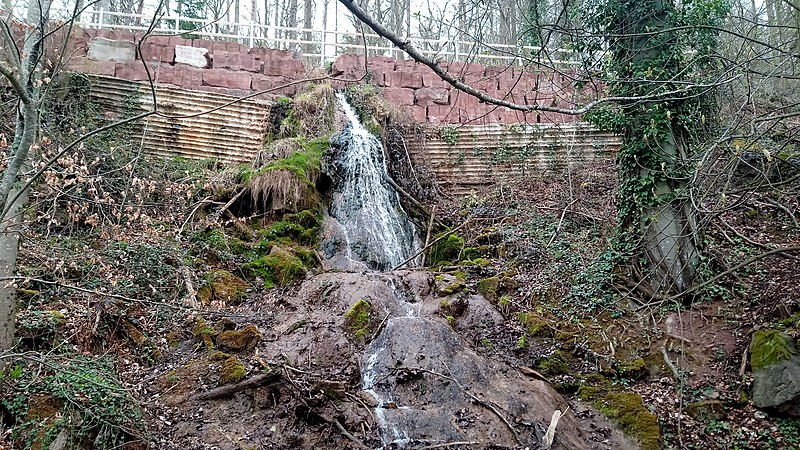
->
86;77;619;194
88;76;268;163
408;123;621;194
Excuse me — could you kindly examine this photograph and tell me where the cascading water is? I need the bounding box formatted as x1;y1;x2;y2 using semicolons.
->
325;93;419;270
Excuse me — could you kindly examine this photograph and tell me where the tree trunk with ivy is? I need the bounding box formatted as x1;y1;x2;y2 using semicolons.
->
600;0;722;295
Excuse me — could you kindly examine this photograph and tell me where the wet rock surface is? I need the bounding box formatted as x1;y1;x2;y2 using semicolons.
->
148;271;634;449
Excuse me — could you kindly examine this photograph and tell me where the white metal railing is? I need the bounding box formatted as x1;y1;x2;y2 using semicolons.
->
58;9;583;68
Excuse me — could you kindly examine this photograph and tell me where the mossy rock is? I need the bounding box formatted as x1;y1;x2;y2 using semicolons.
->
617;358;647;379
461;258;491;267
686;400;726;422
477;274;516;303
192;318;218;350
119;318;162;362
577;385;603;401
344;299;372;339
198;269;249;306
535;350;569;375
243;245;307;288
209;350;231;362
440;297;469;318
219;356;246;385
477;276;500;301
750;329;797;371
518;312;551;337
435;273;465;295
594;392;661;450
429;233;464;266
217;324;261;352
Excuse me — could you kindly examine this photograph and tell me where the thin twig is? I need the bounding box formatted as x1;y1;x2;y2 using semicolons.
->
419;441;482;449
333;419;370;450
546;199;579;247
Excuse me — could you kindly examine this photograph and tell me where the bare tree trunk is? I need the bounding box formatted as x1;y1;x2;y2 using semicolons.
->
0;0;52;352
303;0;313;57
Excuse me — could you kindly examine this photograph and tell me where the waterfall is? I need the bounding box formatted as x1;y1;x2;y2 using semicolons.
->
326;94;419;271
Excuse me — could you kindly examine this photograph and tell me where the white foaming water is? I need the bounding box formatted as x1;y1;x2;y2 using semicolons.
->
329;93;419;270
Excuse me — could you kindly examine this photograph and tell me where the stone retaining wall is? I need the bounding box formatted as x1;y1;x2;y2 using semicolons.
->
63;27;591;125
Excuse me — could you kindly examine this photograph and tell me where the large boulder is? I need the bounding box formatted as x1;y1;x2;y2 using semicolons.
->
750;329;800;414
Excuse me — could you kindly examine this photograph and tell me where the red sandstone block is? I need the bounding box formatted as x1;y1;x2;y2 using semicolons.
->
407;105;427;123
415;87;449;106
168;35;192;47
176;67;204;89
468;75;499;91
213;51;260;72
332;54;363;80
203;69;252;90
143;35;171;47
139;43;174;63
226;42;247;53
150;63;176;84
427;105;458;124
394;58;419;70
382;87;414;106
115;62;151;81
422;72;448;89
192;39;215;51
384;71;422;89
451;91;481;109
95;29;114;40
443;61;484;77
64;56;116;76
484;65;513;78
263;57;304;77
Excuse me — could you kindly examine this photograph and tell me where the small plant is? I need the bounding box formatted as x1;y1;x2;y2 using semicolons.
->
439;124;460;146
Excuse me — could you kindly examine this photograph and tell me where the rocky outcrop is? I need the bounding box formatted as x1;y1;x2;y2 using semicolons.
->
750;329;800;414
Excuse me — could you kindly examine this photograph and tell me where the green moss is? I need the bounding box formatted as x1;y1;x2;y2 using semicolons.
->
446;315;456;327
517;334;528;349
217;324;262;351
440;279;465;295
750;329;797;370
200;269;249;305
461;247;482;260
618;358;647;378
242;246;307;288
535;350;569;375
242;138;327;184
593;392;661;450
461;258;491;267
429;233;464;266
219;356;246;385
577;385;602;401
453;271;467;281
518;312;550;337
477;276;500;302
209;351;231;361
344;299;372;339
192;318;217;350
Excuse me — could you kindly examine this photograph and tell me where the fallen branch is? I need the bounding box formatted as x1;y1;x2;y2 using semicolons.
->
543;408;568;449
392;219;471;270
421;205;437;267
661;346;681;381
192;372;281;401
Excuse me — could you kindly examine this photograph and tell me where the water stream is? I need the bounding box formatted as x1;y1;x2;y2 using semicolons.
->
326;94;419;271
